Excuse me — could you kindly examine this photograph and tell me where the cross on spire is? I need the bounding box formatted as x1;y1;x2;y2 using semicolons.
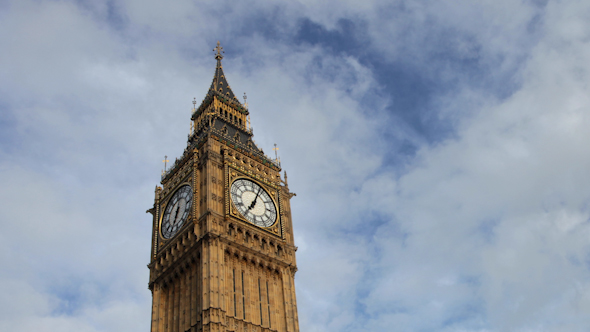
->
206;41;238;101
213;41;224;60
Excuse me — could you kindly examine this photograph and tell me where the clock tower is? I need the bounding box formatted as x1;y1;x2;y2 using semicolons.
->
147;42;300;332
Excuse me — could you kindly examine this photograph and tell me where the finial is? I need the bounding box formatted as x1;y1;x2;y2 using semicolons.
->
162;155;169;171
273;143;279;161
243;92;249;109
213;41;224;60
192;97;196;109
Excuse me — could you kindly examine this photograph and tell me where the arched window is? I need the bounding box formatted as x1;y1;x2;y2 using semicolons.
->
258;278;264;325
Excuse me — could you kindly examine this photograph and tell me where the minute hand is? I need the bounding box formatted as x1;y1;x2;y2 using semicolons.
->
248;188;262;210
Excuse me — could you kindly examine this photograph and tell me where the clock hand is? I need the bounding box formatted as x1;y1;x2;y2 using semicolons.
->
248;187;262;210
172;206;180;224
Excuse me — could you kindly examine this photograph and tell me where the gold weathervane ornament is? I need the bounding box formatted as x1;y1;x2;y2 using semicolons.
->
273;143;281;165
190;98;197;134
162;155;169;171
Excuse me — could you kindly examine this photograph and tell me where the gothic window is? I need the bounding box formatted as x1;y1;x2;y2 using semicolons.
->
258;278;264;325
232;269;238;316
267;280;272;328
241;271;246;319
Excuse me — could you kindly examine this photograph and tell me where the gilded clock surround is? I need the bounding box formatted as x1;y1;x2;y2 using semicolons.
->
159;182;193;240
227;174;282;235
146;42;300;332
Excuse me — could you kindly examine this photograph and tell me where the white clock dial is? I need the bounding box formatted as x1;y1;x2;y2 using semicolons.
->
230;179;277;228
161;185;193;239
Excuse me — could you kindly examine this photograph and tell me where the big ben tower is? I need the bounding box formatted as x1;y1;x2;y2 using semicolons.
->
147;42;300;332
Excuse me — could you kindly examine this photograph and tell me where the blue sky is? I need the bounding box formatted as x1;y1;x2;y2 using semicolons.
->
2;0;590;331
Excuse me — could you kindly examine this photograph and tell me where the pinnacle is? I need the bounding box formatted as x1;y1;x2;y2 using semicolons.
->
208;41;240;103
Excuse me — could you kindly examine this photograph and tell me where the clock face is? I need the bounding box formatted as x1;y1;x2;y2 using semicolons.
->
161;185;193;239
230;179;277;228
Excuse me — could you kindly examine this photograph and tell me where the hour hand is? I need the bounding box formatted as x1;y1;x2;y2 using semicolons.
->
247;197;256;210
248;188;261;210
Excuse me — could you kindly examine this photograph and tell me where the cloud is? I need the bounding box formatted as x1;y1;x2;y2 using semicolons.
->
334;2;590;331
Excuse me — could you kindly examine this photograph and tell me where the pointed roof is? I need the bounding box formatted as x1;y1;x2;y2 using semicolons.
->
208;41;240;103
192;42;248;121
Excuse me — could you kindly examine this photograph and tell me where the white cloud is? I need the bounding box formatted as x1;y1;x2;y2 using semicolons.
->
343;2;590;331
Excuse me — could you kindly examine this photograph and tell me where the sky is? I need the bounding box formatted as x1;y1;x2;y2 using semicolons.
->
1;0;590;331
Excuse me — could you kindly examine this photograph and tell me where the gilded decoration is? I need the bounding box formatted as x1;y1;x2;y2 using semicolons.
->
225;165;282;238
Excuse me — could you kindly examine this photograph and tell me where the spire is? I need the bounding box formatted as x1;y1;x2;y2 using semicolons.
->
208;41;239;103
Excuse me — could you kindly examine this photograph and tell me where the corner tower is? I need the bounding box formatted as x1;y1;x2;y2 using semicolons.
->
147;42;300;332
